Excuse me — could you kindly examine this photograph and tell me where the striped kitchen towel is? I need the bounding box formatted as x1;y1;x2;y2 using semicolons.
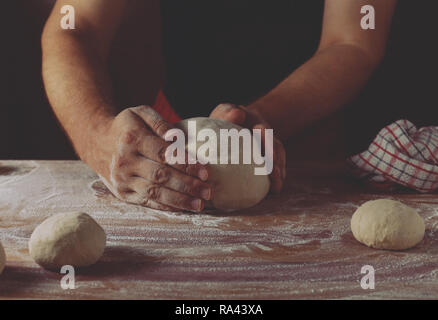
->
348;119;438;192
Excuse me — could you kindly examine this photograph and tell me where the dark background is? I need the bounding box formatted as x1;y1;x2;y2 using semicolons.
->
0;0;436;160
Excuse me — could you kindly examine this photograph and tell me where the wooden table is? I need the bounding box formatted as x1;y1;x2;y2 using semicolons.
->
0;160;437;299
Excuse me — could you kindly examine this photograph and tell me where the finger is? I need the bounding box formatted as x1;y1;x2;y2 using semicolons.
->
131;106;210;181
269;166;284;194
238;105;269;128
254;121;285;174
131;156;212;200
210;103;247;125
137;134;210;182
272;137;286;181
254;124;285;192
277;139;287;180
129;177;204;212
123;190;180;212
254;122;275;163
130;105;175;138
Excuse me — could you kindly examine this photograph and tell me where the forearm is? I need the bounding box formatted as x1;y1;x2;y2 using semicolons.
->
248;43;380;141
42;29;117;162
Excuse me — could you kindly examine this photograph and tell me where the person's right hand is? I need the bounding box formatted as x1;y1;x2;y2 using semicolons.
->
88;106;212;212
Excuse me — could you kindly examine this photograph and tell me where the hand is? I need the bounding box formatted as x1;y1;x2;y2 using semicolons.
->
87;106;212;212
210;103;286;193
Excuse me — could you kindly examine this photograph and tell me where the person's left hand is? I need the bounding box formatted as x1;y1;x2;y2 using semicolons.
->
210;103;286;193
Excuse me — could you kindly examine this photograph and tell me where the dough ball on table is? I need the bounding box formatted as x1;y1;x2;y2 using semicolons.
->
176;117;270;210
0;241;5;275
351;199;425;250
29;212;106;270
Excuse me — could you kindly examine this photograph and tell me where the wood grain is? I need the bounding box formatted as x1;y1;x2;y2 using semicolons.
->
0;160;437;299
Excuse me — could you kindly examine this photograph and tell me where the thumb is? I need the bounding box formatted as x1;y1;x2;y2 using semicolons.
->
210;103;246;126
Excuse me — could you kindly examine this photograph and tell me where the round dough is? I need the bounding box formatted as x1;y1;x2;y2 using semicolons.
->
0;241;5;275
29;212;106;270
176;117;270;210
351;199;425;250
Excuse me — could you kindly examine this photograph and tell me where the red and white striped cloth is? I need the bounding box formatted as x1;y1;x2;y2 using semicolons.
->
348;119;438;193
152;89;438;193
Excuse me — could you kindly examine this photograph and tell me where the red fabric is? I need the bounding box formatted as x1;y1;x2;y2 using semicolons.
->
348;120;438;192
152;90;181;123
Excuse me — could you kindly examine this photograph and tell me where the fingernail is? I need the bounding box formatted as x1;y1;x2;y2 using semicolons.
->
191;199;202;211
198;168;208;181
201;188;211;200
220;103;234;111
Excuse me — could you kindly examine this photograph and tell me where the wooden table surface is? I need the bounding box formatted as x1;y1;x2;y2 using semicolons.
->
0;160;437;299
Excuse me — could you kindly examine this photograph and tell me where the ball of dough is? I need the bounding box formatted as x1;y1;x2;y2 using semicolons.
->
29;212;106;270
0;241;5;275
176;117;270;210
351;199;425;250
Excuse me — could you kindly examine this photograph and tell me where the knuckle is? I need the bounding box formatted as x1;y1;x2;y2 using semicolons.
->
174;194;193;209
157;145;168;163
145;184;161;200
110;163;130;184
151;166;170;184
135;105;152;112
114;171;129;184
180;162;191;175
182;179;198;195
113;155;129;170
152;119;167;134
118;108;131;119
120;129;140;146
178;182;191;195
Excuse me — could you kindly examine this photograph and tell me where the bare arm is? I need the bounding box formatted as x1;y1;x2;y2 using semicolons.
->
42;0;212;212
42;0;126;160
247;0;397;141
210;0;396;191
